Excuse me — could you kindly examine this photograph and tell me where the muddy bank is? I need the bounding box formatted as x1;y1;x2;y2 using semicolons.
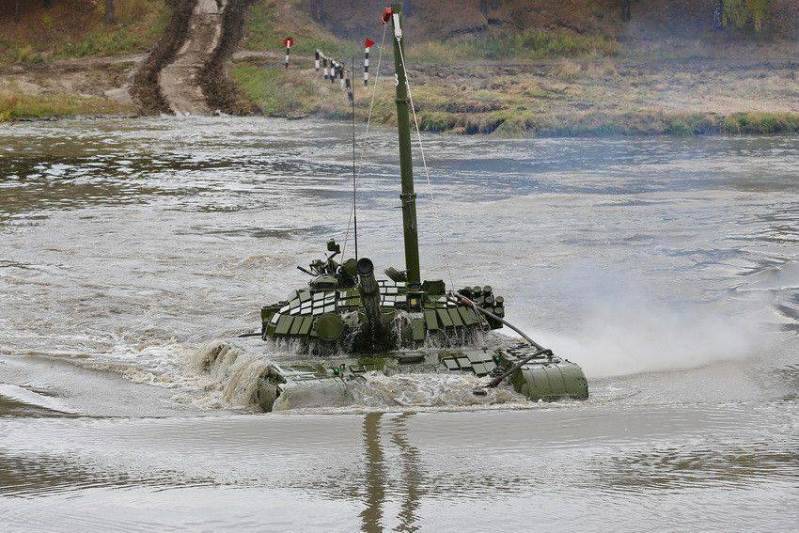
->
0;55;139;121
0;56;139;109
131;0;197;115
199;0;258;115
158;0;226;115
132;0;257;116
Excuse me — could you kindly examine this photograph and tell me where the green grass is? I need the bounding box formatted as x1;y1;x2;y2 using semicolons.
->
0;91;134;122
0;0;169;65
659;112;799;136
384;108;799;137
243;1;357;58
665;114;718;136
55;22;168;59
408;30;618;63
232;64;321;117
721;112;799;134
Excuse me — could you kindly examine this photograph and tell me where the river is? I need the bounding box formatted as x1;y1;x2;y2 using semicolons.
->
1;117;797;531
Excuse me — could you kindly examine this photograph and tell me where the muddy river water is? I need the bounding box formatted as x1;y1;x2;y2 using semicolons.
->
1;117;797;531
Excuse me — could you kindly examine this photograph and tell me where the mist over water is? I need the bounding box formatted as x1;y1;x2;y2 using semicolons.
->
539;266;775;378
0;117;797;531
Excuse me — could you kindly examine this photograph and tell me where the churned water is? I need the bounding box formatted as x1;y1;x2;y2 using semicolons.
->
0;117;797;531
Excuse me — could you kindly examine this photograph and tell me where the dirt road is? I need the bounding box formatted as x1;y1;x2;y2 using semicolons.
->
159;0;227;115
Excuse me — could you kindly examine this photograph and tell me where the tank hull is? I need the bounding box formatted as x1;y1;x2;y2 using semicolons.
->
211;338;588;412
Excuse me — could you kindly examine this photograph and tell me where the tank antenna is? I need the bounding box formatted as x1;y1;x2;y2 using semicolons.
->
351;55;359;261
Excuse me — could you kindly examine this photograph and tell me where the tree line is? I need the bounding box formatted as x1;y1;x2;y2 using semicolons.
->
621;0;772;32
11;0;116;23
10;1;777;34
720;0;771;31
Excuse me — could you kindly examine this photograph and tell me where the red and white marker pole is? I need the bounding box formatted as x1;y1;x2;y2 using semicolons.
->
282;37;294;69
363;38;375;86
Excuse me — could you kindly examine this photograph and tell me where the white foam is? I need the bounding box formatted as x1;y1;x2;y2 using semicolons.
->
0;384;77;414
347;372;524;408
184;340;529;412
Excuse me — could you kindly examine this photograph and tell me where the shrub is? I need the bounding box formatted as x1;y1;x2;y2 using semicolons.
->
722;0;772;32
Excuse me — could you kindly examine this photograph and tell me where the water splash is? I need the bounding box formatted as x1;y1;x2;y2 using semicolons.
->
189;341;271;409
187;340;525;412
530;267;777;378
347;372;523;408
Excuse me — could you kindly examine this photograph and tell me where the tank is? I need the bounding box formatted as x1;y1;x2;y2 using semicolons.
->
246;3;588;411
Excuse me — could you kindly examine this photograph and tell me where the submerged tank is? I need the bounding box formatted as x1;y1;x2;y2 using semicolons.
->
248;4;587;411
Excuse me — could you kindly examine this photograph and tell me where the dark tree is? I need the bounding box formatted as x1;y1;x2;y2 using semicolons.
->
308;0;322;21
714;0;724;30
479;0;501;17
622;0;632;22
105;0;115;24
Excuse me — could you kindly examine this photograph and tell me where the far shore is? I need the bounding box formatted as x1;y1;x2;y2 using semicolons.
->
3;49;799;138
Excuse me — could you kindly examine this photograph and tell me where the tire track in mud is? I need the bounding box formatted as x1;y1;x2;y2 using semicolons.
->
132;0;254;116
159;0;226;115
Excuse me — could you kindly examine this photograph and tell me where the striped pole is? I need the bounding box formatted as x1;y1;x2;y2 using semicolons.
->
339;63;346;89
314;49;320;72
363;38;375;86
323;57;329;80
331;62;338;84
282;37;294;69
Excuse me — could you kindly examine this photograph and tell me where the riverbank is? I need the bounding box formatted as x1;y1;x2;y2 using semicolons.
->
0;0;162;121
2;0;799;136
231;49;799;137
225;0;799;136
3;48;799;137
0;55;139;121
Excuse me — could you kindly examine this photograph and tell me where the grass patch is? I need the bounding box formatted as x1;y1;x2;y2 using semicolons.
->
57;24;162;59
0;91;133;122
659;112;799;136
665;114;719;136
232;64;321;117
243;0;357;58
369;107;799;138
0;0;169;64
408;29;618;63
418;111;458;132
721;112;799;134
